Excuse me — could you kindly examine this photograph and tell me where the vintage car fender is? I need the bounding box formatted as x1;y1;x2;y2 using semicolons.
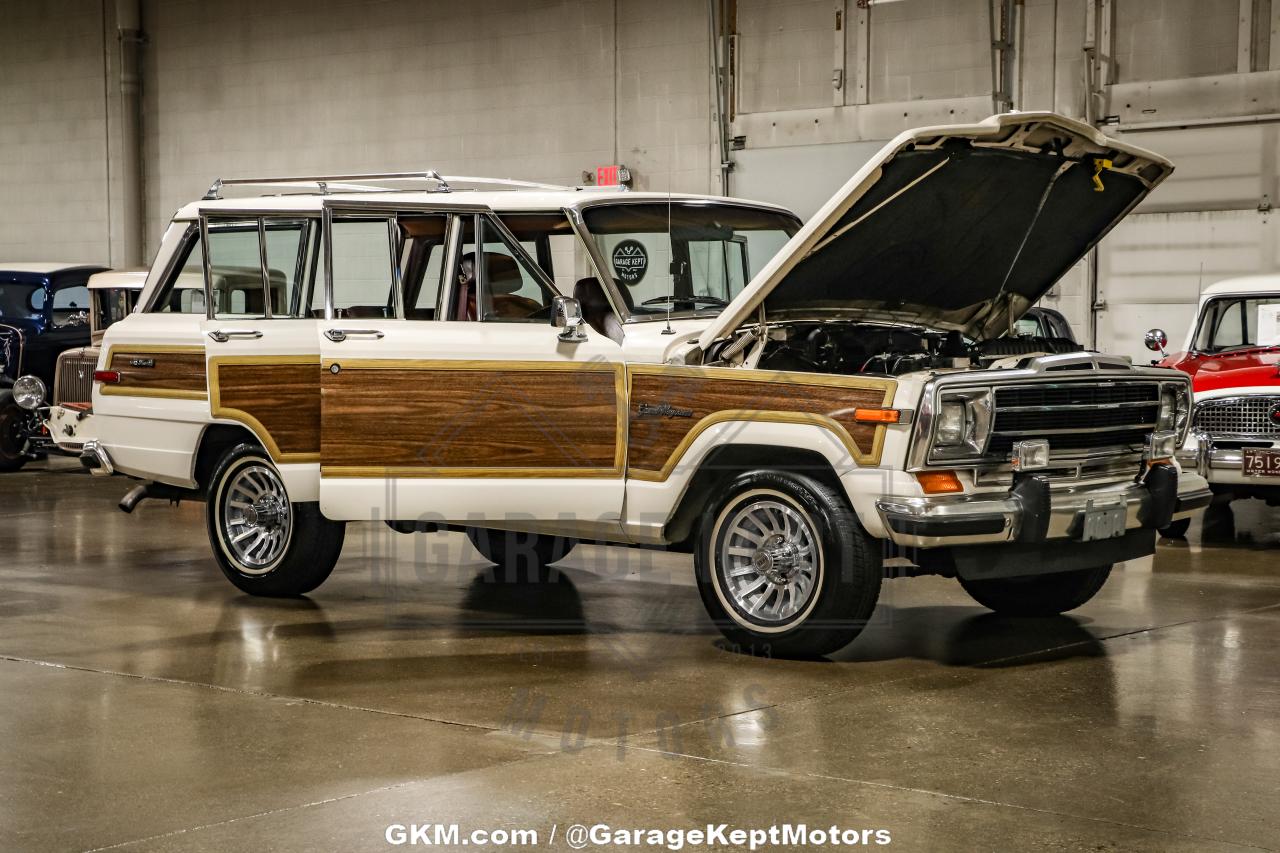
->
622;413;915;544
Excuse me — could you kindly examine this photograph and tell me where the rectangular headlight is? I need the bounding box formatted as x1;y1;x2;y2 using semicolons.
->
930;388;993;459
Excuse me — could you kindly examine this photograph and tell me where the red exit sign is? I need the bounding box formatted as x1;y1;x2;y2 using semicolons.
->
596;164;632;186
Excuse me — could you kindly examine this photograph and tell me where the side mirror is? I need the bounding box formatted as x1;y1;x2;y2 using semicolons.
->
1144;328;1168;356
551;296;587;342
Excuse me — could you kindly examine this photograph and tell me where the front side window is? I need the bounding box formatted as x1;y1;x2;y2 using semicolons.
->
581;203;799;320
498;212;584;293
450;216;558;322
1194;295;1280;352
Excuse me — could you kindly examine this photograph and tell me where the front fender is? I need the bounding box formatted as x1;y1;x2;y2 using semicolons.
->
623;416;907;543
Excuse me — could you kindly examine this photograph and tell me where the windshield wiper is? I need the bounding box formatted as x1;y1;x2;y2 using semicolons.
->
641;295;729;308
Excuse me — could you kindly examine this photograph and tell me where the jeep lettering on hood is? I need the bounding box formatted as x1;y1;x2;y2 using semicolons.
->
699;113;1173;349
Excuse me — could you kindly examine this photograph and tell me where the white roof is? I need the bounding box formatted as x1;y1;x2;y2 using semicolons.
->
175;189;792;219
0;262;104;275
87;269;148;290
1200;275;1280;297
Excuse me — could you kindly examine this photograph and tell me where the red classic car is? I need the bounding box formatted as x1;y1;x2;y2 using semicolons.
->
1147;276;1280;533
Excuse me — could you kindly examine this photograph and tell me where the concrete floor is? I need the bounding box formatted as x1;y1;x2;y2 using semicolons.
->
1;459;1278;853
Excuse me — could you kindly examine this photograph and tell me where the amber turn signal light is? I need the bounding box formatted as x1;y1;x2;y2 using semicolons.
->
852;408;901;424
93;370;120;384
916;470;963;494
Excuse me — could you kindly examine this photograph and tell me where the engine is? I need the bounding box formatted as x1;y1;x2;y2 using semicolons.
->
737;321;1082;377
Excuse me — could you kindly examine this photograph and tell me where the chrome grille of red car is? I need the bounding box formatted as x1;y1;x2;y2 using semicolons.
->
1193;396;1280;438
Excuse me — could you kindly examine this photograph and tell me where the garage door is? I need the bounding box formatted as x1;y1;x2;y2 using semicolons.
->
1096;208;1280;363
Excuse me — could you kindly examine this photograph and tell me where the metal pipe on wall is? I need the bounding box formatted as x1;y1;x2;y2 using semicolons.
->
108;0;145;266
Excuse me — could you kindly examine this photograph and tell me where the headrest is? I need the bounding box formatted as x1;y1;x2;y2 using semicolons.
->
460;252;523;295
574;277;610;312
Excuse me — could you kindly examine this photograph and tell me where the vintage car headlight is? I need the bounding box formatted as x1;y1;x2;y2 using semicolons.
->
1157;381;1191;438
931;388;993;459
12;375;46;410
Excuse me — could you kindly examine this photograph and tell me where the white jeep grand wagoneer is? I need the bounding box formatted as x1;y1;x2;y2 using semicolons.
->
87;113;1209;657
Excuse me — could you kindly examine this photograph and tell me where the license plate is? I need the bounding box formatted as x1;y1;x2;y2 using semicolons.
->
1242;448;1280;477
1081;502;1127;541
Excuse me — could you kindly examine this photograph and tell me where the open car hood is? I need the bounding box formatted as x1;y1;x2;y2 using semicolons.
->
698;113;1173;349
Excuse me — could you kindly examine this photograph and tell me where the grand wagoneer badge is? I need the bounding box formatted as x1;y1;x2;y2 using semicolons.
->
637;402;693;419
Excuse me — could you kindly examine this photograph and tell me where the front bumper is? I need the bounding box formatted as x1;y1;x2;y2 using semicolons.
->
1182;434;1280;489
44;403;95;454
876;465;1212;549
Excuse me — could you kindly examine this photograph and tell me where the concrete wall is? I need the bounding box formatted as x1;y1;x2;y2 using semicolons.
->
140;0;716;256
0;0;110;264
0;0;717;262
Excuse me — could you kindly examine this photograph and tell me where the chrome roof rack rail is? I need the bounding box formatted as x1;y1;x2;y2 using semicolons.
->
202;171;576;200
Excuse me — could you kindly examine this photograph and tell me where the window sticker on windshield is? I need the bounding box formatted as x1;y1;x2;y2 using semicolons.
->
611;239;648;284
1258;303;1280;346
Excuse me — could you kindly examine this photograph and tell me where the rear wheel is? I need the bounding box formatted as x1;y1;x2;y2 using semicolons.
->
958;565;1112;616
466;527;576;577
0;401;30;472
206;443;345;596
694;471;882;658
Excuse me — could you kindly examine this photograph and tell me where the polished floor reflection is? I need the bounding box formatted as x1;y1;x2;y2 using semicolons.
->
1;460;1277;852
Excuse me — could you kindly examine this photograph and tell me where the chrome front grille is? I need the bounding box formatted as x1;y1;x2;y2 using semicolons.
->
1193;396;1280;438
54;351;98;404
990;381;1161;457
0;326;21;380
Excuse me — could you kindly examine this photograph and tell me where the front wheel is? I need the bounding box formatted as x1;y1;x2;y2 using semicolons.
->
958;565;1112;616
206;443;345;596
0;401;31;472
695;471;882;658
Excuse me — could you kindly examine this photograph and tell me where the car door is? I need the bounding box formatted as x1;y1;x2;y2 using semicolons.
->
317;202;627;532
198;210;326;499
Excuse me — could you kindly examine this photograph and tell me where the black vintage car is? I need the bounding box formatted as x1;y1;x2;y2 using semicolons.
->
0;264;108;471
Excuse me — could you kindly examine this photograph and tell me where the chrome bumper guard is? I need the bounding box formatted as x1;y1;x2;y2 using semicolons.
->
80;439;114;477
876;465;1212;549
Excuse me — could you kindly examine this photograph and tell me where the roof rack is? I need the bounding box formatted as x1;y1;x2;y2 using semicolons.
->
202;171;578;200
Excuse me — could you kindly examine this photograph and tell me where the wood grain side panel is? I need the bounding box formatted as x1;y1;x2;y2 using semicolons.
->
106;349;207;396
322;367;620;472
627;370;891;475
215;362;321;458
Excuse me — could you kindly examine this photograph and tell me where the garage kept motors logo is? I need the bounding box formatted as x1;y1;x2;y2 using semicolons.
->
611;239;648;284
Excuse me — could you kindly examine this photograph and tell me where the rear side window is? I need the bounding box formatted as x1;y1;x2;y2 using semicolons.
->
330;218;395;318
147;219;321;317
148;231;207;314
51;285;90;328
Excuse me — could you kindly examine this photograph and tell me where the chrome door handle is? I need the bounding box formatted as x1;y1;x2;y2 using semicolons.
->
324;328;385;342
207;329;264;342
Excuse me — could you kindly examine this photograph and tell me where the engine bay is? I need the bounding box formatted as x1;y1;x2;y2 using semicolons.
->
716;321;1082;377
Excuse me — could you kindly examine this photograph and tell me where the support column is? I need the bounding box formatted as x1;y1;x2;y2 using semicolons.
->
103;0;145;267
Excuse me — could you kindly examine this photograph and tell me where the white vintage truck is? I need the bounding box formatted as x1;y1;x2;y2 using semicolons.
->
76;113;1208;657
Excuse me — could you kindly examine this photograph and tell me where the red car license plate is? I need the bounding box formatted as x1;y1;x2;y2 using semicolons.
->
1242;448;1280;477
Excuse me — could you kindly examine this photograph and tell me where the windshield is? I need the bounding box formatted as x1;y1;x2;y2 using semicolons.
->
1194;295;1280;352
581;202;799;320
0;282;45;322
